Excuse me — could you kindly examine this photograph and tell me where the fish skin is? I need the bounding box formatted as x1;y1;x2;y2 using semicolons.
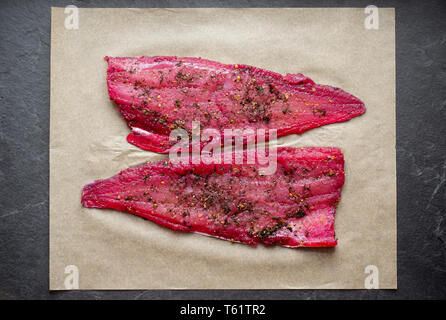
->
81;147;344;247
105;56;365;153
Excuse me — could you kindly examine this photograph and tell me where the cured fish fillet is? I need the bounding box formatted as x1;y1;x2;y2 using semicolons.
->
81;147;344;247
106;56;365;153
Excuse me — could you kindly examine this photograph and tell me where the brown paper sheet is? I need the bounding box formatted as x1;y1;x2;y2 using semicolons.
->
50;8;396;289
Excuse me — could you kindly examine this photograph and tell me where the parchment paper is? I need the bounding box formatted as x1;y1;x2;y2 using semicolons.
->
50;8;396;289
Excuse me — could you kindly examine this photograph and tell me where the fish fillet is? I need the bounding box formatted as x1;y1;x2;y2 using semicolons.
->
105;56;365;153
81;147;344;247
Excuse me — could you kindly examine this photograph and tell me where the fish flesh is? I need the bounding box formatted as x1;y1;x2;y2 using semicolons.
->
81;147;344;247
105;56;365;153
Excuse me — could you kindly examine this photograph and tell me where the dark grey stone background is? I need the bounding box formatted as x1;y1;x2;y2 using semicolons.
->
0;0;445;300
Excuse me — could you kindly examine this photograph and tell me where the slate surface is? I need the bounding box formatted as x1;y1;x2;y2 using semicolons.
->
0;0;445;299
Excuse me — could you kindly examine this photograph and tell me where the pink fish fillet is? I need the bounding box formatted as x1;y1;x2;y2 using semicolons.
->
105;56;365;153
81;147;344;247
